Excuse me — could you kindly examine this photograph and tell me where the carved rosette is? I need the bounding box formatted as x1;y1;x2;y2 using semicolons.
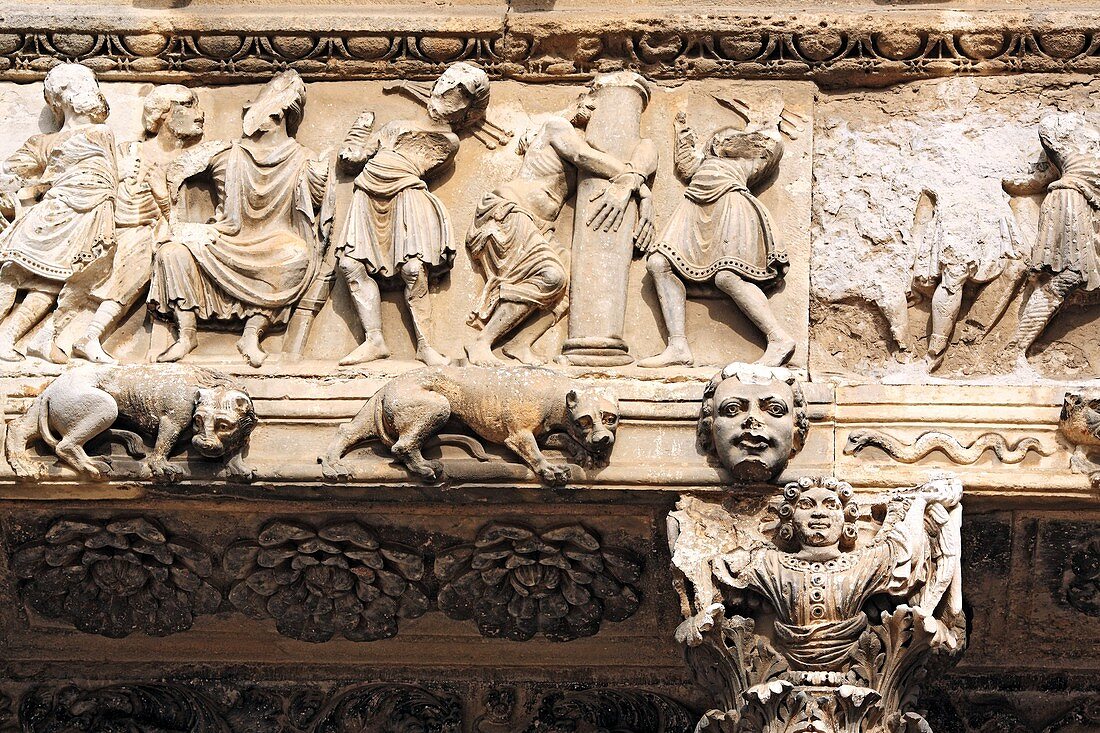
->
224;519;430;642
436;523;642;641
10;517;220;638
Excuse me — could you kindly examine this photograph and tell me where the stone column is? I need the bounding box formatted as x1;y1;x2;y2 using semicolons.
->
561;73;651;367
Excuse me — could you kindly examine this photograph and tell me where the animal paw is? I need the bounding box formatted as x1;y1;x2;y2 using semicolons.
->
226;456;257;483
538;463;571;485
9;458;47;480
84;458;113;481
148;458;183;483
320;457;353;481
411;459;445;483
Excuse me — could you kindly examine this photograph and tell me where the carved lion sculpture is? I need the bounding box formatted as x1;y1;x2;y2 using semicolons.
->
320;365;619;484
1060;389;1100;485
5;364;257;482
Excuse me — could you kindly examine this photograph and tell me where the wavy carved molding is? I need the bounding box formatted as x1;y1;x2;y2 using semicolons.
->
0;26;1099;83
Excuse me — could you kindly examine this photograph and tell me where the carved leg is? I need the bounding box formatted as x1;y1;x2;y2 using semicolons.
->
338;256;391;366
50;390;118;480
925;269;966;372
501;309;560;365
714;271;795;367
466;301;534;366
236;314;270;368
0;290;56;362
388;389;450;482
401;259;449;366
0;264;18;323
319;406;382;480
72;299;124;364
146;416;185;482
638;253;693;368
157;308;198;363
1010;269;1082;364
504;430;569;485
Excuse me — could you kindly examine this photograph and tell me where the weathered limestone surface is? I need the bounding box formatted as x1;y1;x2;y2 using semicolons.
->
0;3;1098;732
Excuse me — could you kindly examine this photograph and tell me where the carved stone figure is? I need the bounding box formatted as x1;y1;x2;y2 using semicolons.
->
4;363;256;481
905;189;1027;372
1059;389;1100;484
148;70;332;368
40;84;207;365
560;71;658;366
335;62;490;367
698;362;808;483
0;63;115;362
1005;112;1100;368
464;82;655;366
320;365;619;484
640;92;795;368
668;476;965;733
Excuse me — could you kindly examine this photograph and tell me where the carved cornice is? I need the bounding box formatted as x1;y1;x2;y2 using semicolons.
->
2;15;1100;84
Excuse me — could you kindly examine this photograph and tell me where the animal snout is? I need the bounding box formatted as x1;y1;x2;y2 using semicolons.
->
591;431;614;449
192;436;224;457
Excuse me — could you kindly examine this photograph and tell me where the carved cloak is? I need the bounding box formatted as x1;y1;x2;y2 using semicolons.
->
0;125;117;281
149;139;327;324
1031;148;1100;290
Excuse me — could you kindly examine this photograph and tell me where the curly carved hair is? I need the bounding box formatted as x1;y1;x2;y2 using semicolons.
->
776;476;859;552
43;63;108;124
141;84;197;136
697;362;809;459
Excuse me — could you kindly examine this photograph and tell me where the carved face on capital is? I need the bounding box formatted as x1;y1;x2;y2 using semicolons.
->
791;486;844;548
698;363;808;484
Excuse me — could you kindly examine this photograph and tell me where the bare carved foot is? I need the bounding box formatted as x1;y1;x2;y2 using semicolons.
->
338;333;390;366
0;341;23;362
416;343;450;367
25;341;67;364
638;340;693;369
757;335;795;367
464;340;505;366
72;336;116;364
157;332;197;363
236;334;268;368
501;342;544;365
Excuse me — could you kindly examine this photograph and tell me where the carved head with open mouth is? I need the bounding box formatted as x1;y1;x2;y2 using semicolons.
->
698;362;808;483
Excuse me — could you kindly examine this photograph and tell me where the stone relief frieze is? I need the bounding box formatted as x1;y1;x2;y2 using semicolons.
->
1059;389;1100;483
3;363;256;482
843;430;1052;466
667;476;965;733
10;516;220;637
320;365;619;485
224;518;430;643
435;522;641;641
1061;535;1100;617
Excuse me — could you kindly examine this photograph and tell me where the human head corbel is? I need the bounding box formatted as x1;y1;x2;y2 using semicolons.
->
697;362;809;483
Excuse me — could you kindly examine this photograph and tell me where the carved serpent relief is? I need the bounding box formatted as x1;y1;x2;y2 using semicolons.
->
844;429;1052;465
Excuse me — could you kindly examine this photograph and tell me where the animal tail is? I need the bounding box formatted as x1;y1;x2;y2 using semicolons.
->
106;429;147;459
435;433;491;462
36;395;59;450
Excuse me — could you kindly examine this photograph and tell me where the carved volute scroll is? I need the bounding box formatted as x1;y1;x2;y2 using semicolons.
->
668;476;965;732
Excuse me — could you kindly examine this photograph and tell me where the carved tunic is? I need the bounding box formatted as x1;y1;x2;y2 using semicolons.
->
465;192;568;327
337;122;457;280
0;125;117;281
149;140;327;324
654;131;787;286
89;141;170;304
1031;147;1100;289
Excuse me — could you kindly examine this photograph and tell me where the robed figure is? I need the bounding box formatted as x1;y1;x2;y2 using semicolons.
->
149;71;331;367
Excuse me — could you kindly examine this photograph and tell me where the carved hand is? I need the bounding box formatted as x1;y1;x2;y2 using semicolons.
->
673;602;724;647
587;181;633;232
634;194;656;251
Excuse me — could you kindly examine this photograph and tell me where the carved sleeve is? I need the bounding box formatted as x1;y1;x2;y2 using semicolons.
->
2;133;49;186
306;155;330;207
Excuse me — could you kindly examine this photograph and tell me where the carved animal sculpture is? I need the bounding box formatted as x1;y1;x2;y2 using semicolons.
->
844;429;1051;465
5;364;257;482
1059;390;1100;483
320;365;619;484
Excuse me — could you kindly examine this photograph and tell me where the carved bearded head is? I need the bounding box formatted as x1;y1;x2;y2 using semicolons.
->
698;362;808;483
43;63;109;125
142;84;204;141
777;476;859;553
426;62;490;130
